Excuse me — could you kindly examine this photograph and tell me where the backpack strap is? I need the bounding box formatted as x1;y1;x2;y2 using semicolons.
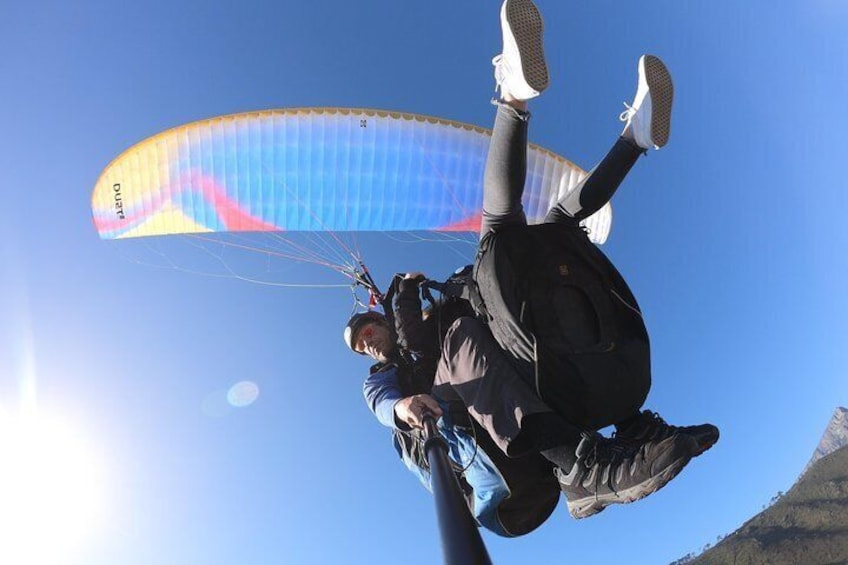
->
420;265;488;319
380;273;404;331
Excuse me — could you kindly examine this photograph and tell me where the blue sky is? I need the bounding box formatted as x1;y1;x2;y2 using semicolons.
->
1;1;847;563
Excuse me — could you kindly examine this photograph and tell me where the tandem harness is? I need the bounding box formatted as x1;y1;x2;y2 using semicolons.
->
422;222;652;430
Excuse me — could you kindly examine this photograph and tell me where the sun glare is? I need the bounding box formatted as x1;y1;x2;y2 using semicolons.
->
0;409;106;565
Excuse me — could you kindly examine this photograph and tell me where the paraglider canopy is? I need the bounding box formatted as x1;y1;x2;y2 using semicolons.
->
91;107;611;291
92;107;609;239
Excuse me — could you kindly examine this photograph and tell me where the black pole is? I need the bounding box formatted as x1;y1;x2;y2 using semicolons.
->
422;415;493;565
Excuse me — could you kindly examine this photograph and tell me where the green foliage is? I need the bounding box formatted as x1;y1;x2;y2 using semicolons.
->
677;445;848;565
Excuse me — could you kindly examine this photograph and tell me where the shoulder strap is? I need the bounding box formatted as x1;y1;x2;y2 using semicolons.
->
420;265;488;318
380;273;404;331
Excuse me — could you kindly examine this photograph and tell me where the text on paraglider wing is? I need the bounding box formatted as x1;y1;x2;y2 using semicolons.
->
113;183;126;220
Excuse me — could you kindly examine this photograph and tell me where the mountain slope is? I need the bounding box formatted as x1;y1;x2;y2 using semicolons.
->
680;444;848;565
805;407;848;475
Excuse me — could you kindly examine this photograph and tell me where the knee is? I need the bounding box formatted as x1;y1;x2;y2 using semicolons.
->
445;316;487;345
442;317;486;361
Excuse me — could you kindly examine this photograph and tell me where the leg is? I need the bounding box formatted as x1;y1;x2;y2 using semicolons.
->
432;317;561;456
433;317;588;476
480;0;549;237
544;137;643;223
480;102;532;237
545;54;674;224
433;318;701;520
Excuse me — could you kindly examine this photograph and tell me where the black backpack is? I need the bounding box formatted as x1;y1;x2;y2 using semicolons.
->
472;222;652;430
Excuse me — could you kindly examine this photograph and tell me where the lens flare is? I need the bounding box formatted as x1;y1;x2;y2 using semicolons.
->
227;381;260;408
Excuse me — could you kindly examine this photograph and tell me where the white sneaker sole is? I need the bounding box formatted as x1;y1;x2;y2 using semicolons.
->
503;0;549;95
641;55;673;148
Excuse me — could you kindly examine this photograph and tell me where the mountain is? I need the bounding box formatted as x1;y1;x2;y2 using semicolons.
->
673;407;848;565
804;407;848;475
676;445;848;565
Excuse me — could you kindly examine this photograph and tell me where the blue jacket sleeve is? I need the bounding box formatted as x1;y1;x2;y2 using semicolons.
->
363;364;408;430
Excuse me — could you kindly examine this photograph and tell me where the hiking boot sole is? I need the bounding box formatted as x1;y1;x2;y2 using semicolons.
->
504;0;549;93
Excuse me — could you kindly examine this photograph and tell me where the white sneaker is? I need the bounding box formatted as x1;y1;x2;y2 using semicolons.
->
493;0;549;101
620;55;674;150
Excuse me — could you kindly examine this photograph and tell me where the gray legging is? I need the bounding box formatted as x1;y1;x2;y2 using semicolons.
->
480;102;644;236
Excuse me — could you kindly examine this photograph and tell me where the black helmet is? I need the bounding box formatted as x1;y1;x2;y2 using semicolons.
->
343;311;388;354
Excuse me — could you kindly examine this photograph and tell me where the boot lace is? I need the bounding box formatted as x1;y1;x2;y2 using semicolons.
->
614;410;674;442
582;437;638;496
640;410;675;440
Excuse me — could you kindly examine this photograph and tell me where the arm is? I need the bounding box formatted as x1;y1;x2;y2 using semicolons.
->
363;364;406;430
393;273;440;358
363;364;443;430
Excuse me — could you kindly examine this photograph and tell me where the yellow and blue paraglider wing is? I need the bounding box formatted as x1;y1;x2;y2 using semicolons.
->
91;108;610;244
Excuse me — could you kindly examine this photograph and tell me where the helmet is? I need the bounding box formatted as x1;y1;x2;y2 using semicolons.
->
343;311;388;354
